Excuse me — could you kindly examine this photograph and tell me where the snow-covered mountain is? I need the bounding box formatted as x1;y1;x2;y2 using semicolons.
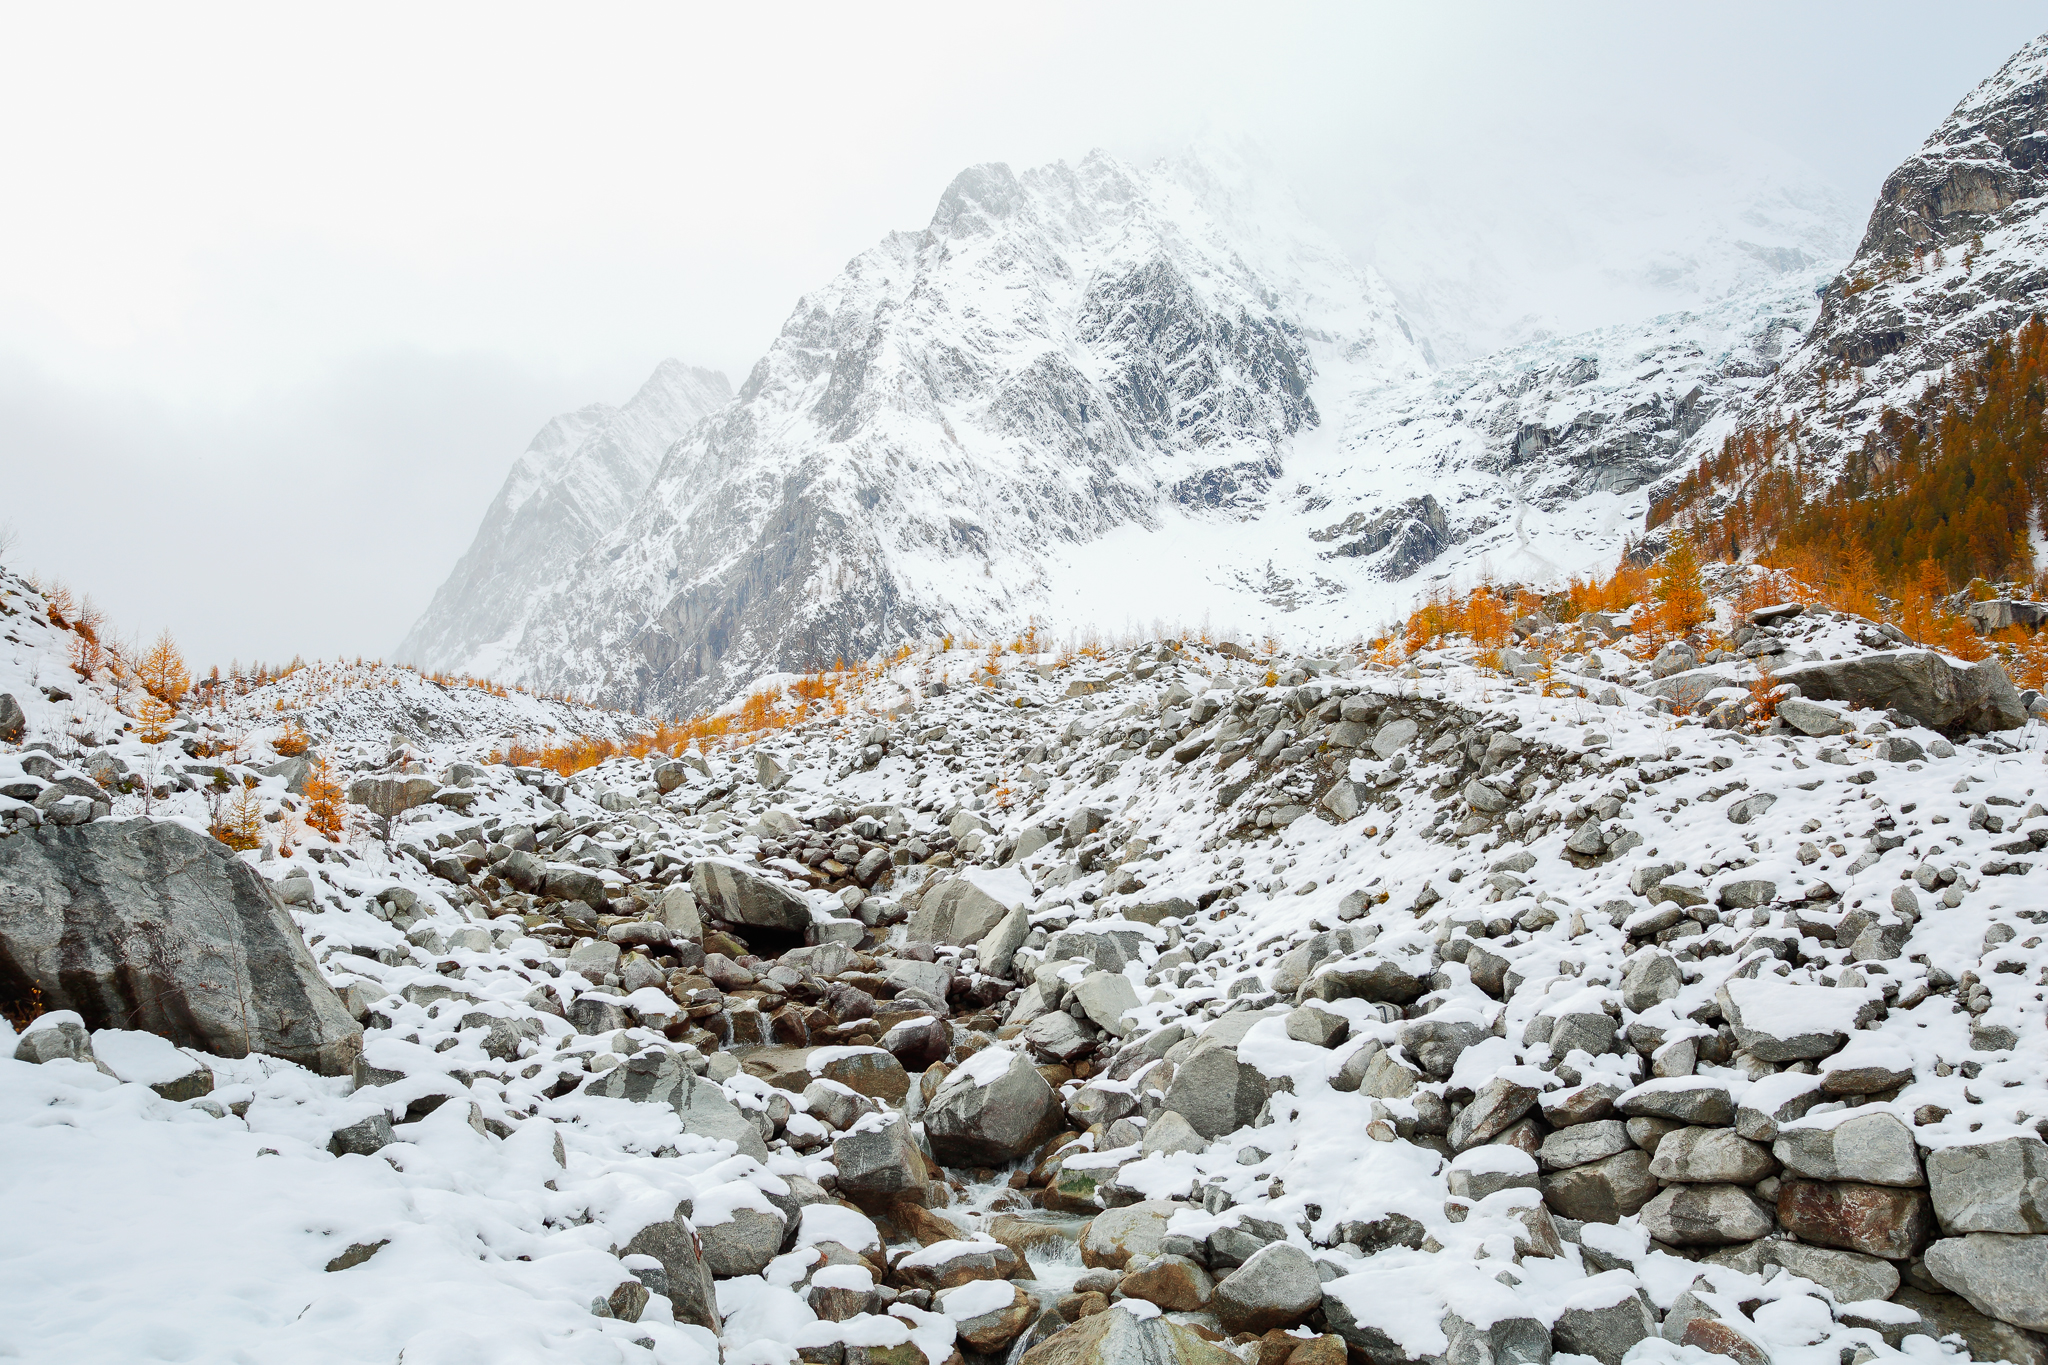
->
398;360;730;678
490;151;1436;713
413;32;2048;716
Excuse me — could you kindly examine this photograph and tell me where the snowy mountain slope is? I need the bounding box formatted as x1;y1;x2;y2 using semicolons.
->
399;360;730;679
1672;31;2048;481
498;151;1431;713
1286;270;1831;602
1017;273;1827;645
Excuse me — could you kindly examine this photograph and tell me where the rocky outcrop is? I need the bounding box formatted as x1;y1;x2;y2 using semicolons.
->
0;819;361;1074
1668;34;2048;483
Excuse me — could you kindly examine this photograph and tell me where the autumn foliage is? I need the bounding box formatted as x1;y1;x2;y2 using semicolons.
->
136;695;175;744
1652;316;2048;592
303;754;345;841
137;629;191;706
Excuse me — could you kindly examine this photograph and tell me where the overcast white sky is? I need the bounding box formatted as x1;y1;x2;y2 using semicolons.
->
3;3;2042;670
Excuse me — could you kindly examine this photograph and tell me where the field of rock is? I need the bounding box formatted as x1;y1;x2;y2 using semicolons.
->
6;558;2048;1365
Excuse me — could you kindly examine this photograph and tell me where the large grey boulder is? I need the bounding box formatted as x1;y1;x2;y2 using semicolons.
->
1162;1043;1269;1139
691;859;812;932
1541;1150;1658;1223
1451;1077;1539;1151
0;819;361;1074
1763;1242;1899;1304
1401;1018;1488;1077
1616;1078;1735;1126
620;1201;720;1332
1925;1233;2048;1330
1927;1136;2048;1233
1212;1243;1323;1334
1017;1296;1238;1365
585;1048;768;1160
1777;697;1849;736
11;1011;97;1065
347;774;439;818
1023;1009;1095;1062
1301;956;1431;1005
1775;650;2026;733
544;866;611;909
1619;950;1682;1013
1080;1200;1184;1270
1442;1312;1552;1365
697;1205;786;1277
1538;1121;1633;1172
924;1047;1062;1166
329;1112;396;1156
0;692;25;743
977;902;1031;978
1649;1128;1778;1184
909;874;1018;946
1071;971;1140;1037
1640;1184;1774;1245
1719;977;1883;1062
1774;1112;1923;1186
1551;1283;1657;1365
831;1114;929;1197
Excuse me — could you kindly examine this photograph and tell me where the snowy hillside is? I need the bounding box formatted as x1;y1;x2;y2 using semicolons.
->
1043;269;1833;640
399;361;731;679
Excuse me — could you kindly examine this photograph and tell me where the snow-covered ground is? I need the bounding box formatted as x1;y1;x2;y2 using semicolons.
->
7;561;2048;1365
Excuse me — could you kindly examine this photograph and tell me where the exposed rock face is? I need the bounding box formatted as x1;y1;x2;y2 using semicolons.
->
1212;1244;1322;1334
909;875;1015;946
1927;1137;2048;1233
620;1201;722;1333
1761;37;2048;451
399;360;731;676
583;1047;768;1159
1925;1233;2048;1330
1018;1298;1238;1365
1650;35;2048;511
0;819;361;1074
1776;1180;1935;1259
348;774;440;819
1162;1042;1269;1139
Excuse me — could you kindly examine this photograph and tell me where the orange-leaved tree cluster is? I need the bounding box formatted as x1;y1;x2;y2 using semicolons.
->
1652;315;2048;593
